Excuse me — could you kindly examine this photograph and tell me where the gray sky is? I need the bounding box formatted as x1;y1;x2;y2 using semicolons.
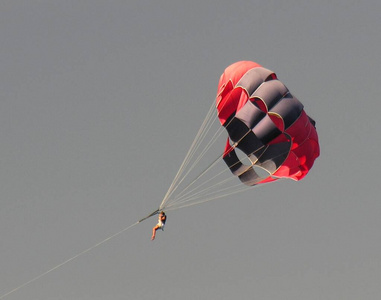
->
1;1;380;299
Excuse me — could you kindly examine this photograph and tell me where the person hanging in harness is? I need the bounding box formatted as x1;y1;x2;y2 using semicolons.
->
151;211;167;240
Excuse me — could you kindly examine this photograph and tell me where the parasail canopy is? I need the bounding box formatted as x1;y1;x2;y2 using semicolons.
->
159;61;320;212
216;61;320;186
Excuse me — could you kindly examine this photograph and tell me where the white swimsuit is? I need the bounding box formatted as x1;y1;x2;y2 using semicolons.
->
157;219;165;230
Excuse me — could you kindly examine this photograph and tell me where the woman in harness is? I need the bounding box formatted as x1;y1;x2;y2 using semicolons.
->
151;211;167;240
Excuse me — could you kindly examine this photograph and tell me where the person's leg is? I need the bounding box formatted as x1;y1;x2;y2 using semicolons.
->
151;225;159;240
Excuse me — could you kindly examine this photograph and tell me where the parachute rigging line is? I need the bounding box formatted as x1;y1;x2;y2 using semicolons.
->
157;100;270;213
160;101;219;206
0;220;142;300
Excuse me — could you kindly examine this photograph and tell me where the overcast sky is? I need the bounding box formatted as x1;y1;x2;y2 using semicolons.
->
1;1;380;299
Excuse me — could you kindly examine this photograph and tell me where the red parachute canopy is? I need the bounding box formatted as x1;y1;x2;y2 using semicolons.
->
216;61;319;185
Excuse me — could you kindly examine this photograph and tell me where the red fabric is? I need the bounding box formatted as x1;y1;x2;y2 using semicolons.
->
216;61;262;125
259;111;319;183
